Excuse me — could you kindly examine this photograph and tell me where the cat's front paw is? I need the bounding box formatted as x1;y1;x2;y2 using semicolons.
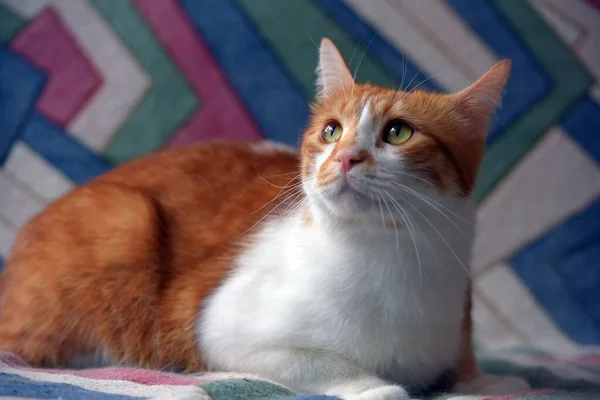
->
454;373;530;396
347;385;417;400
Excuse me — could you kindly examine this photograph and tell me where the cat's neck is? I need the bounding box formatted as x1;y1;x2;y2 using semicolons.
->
301;201;393;243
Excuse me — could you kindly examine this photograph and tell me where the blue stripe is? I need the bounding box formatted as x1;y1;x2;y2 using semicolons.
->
315;0;439;93
446;0;550;145
0;46;46;164
561;95;600;164
510;199;600;345
21;114;112;185
0;372;143;399
178;0;309;146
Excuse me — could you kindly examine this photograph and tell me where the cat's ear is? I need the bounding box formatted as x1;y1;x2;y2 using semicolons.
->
453;60;511;128
316;38;354;98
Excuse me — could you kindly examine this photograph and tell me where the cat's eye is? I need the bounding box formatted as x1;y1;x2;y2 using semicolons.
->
383;120;414;145
321;121;343;143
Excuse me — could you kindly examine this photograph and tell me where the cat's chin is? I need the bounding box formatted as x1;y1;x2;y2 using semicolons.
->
314;184;375;219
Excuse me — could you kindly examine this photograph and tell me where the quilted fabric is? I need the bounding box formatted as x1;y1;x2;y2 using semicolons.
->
0;0;599;381
1;350;600;399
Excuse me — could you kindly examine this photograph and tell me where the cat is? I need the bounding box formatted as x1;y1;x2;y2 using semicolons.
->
0;39;528;399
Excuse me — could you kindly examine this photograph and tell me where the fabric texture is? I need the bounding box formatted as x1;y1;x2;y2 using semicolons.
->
2;350;600;399
1;0;600;398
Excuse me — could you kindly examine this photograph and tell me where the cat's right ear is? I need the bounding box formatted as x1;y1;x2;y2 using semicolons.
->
316;38;354;98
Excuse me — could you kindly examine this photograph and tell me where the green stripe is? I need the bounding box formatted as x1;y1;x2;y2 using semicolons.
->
0;4;25;42
91;0;199;164
201;379;296;400
479;357;600;393
475;0;592;201
236;0;397;99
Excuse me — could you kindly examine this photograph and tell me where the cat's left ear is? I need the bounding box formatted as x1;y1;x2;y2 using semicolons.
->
316;38;354;98
452;60;511;130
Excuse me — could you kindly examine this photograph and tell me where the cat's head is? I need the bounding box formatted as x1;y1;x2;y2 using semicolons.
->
300;39;510;220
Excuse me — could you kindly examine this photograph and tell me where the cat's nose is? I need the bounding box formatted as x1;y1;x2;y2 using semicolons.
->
336;152;367;172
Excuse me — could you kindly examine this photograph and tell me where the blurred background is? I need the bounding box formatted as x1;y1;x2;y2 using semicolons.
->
0;0;598;355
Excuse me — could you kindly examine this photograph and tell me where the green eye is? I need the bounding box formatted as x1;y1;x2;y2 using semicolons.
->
321;121;343;143
383;120;414;145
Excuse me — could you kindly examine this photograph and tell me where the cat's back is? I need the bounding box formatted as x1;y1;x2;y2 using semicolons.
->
0;141;300;371
19;140;300;257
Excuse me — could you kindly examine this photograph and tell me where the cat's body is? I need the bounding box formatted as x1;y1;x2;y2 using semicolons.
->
0;40;527;399
200;168;473;393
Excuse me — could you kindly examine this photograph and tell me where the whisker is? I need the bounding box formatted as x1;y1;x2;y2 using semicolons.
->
304;32;319;50
382;169;432;186
376;194;386;230
353;35;375;81
388;182;468;238
402;69;445;99
259;171;301;179
381;189;422;282
387;181;473;227
276;190;306;224
401;198;473;281
379;192;401;258
240;187;304;238
347;35;366;77
401;49;408;91
253;179;302;214
259;176;303;189
402;67;424;93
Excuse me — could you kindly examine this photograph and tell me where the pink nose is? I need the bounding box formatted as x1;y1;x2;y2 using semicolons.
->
336;152;367;172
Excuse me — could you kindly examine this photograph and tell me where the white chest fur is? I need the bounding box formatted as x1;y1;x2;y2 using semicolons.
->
197;197;473;391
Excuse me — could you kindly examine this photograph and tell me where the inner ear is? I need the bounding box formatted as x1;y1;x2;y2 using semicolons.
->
453;60;511;129
316;38;354;98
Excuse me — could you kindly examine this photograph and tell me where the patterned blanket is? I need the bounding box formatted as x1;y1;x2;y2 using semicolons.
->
1;0;600;398
2;350;600;400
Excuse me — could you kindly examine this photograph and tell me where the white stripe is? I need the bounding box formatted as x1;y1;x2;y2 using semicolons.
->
472;292;525;351
399;0;499;83
342;0;498;91
477;264;579;354
2;0;151;151
490;352;600;384
474;127;600;271
0;218;16;258
0;171;46;229
5;142;74;201
530;0;600;84
0;359;210;399
530;0;582;44
0;397;46;400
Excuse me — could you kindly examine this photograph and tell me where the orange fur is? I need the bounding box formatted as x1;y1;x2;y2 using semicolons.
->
0;38;510;393
304;85;489;195
0;142;300;371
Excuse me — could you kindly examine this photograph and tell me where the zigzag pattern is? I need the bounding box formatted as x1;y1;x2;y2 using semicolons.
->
1;0;599;352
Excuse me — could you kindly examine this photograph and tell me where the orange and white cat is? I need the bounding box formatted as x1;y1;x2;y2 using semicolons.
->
0;39;527;399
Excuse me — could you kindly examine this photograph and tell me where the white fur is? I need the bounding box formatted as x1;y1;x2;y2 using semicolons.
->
317;39;354;97
197;100;478;399
249;141;296;155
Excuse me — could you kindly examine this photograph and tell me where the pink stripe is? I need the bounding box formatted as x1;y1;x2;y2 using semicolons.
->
0;351;197;385
133;0;263;146
585;0;600;12
567;353;600;366
10;8;101;127
483;389;564;400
